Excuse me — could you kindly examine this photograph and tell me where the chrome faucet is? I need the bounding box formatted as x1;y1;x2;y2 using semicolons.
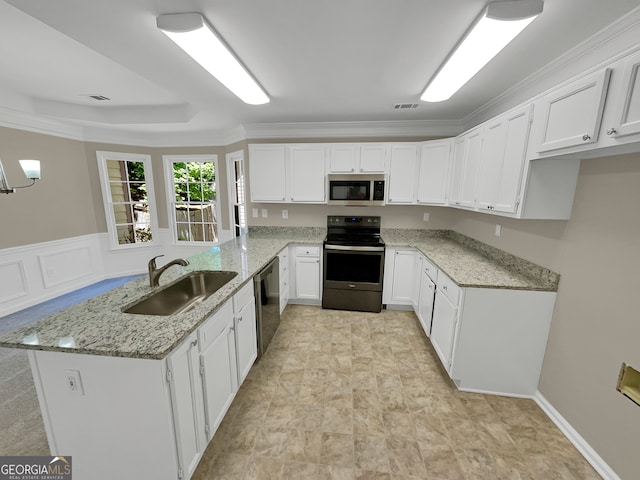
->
148;255;189;287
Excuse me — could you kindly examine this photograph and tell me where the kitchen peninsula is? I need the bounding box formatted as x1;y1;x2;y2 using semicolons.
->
0;227;558;480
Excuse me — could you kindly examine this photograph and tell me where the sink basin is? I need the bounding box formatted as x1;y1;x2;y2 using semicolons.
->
123;270;238;316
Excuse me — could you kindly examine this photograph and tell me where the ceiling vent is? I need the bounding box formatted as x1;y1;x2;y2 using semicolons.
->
82;94;111;101
393;103;418;110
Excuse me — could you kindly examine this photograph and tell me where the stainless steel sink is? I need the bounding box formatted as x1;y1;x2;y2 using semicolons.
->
123;270;238;316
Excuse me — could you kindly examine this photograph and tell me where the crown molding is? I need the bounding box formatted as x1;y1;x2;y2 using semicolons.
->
0;107;84;141
464;5;640;127
242;119;464;140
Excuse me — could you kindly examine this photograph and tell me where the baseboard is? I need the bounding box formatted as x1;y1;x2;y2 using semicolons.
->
534;391;621;480
456;386;534;399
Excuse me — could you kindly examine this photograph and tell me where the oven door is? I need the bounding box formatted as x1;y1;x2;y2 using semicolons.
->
323;245;384;291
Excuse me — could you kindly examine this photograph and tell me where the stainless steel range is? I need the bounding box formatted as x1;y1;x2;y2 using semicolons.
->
322;215;385;313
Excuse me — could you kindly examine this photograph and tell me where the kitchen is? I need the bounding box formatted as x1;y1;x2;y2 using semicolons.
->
0;1;639;479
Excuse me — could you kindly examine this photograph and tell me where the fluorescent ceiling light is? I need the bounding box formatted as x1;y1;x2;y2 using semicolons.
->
157;13;269;105
421;0;543;103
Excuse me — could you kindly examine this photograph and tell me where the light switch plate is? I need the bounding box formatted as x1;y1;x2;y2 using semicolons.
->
261;208;268;218
252;208;258;218
495;224;502;237
423;212;430;222
282;210;288;219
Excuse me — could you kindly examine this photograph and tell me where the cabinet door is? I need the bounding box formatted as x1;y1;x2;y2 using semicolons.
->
329;144;358;173
288;144;327;203
167;333;206;479
536;68;611;153
431;290;458;372
448;136;466;206
359;144;388;173
608;51;640;138
295;257;321;300
417;273;436;338
417;139;451;205
235;299;257;385
201;322;237;440
412;254;423;310
390;249;415;304
477;106;530;214
459;129;483;208
249;144;287;202
387;144;418;204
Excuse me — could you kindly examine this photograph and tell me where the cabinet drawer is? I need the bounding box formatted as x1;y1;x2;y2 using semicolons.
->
295;245;320;257
438;272;461;305
198;300;233;351
233;281;254;314
423;257;438;282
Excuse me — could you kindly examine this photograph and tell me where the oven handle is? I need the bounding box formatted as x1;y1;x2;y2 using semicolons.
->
324;244;385;252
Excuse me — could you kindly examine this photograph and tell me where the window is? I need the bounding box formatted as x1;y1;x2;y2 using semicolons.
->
96;151;158;249
226;150;247;237
164;155;220;244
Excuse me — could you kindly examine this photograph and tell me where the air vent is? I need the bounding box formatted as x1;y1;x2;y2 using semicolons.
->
82;94;111;101
393;103;419;110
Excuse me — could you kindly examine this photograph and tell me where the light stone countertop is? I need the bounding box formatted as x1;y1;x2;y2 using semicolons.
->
0;227;557;359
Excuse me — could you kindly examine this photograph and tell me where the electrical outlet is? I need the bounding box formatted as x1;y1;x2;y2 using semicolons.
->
252;208;258;218
261;208;268;218
423;212;430;222
495;224;502;237
282;209;288;219
64;369;84;396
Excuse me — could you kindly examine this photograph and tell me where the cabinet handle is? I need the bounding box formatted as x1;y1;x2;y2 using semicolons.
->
238;315;243;322
607;128;617;136
582;134;591;141
191;339;198;347
443;285;448;290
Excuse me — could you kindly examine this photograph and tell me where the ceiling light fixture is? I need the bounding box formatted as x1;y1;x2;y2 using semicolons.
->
157;13;269;105
0;158;41;194
421;0;543;103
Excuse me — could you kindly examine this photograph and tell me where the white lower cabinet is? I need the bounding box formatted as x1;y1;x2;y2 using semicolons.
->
27;280;257;480
382;248;416;307
290;245;322;304
416;262;437;337
278;247;289;313
167;332;207;479
430;276;460;371
389;248;558;397
199;301;237;443
233;282;257;385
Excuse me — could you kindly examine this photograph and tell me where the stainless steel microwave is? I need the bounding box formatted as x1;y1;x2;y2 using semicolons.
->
327;174;385;206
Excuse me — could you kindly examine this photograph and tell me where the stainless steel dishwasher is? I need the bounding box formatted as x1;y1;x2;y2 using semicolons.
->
253;257;280;359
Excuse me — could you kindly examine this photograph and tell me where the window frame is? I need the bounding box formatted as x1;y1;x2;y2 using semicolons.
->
96;151;159;250
163;154;221;246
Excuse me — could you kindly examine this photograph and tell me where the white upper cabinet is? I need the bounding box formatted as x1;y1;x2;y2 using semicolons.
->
603;50;640;141
532;68;611;154
328;144;359;173
417;139;452;205
359;144;388;173
449;127;483;209
327;143;388;173
387;143;419;204
477;105;531;214
288;144;327;203
249;144;287;202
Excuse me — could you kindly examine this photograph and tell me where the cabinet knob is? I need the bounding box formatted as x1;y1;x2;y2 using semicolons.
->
238;315;243;322
443;285;448;290
607;128;617;136
191;339;198;347
582;134;591;141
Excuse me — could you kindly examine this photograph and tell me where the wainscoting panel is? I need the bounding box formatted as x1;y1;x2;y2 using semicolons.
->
0;260;28;303
38;246;93;288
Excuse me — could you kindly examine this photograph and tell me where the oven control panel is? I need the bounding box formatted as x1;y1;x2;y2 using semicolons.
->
327;216;380;227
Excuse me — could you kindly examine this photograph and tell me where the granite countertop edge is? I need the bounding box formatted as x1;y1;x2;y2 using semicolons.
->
0;226;558;359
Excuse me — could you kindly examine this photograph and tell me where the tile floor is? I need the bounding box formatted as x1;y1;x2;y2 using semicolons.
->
192;305;601;480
